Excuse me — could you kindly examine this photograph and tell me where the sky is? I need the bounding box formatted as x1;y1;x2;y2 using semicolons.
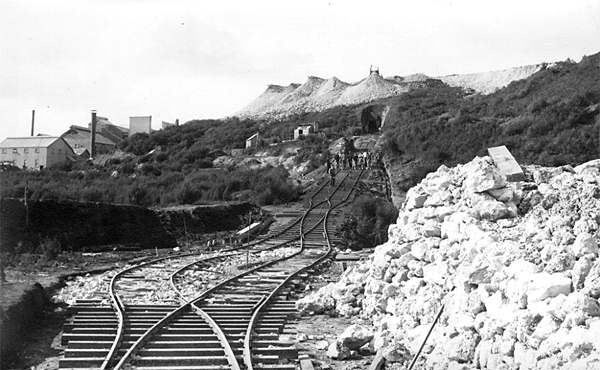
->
1;0;599;140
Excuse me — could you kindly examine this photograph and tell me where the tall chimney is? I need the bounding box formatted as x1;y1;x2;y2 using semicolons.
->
30;110;35;136
90;110;97;159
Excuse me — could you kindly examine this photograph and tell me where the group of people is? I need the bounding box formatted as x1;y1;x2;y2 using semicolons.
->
326;150;382;186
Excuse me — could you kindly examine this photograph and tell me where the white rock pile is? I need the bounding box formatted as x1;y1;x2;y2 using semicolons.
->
297;156;600;369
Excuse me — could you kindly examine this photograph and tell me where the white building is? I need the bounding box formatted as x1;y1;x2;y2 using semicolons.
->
293;125;314;140
246;133;260;149
129;116;152;136
0;136;75;170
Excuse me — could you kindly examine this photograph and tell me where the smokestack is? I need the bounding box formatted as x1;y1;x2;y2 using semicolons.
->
175;118;179;126
30;110;35;136
90;110;97;159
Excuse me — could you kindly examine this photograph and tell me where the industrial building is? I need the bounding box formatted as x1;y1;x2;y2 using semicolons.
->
129;116;152;136
61;125;117;157
90;116;129;143
0;136;75;170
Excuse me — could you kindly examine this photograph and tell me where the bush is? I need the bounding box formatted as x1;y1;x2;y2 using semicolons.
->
381;55;600;178
340;195;397;250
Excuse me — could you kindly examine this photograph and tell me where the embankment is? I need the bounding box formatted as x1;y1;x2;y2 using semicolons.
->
155;202;263;239
0;198;177;253
0;282;49;366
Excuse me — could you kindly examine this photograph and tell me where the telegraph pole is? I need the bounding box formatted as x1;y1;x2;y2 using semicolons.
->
24;180;29;229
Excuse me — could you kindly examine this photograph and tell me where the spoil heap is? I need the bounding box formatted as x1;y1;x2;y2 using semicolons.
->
298;156;600;369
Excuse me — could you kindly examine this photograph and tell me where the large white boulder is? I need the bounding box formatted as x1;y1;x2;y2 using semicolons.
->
526;272;572;303
462;156;507;193
572;232;599;258
574;159;600;174
338;324;374;350
296;283;336;314
444;330;480;363
583;261;600;298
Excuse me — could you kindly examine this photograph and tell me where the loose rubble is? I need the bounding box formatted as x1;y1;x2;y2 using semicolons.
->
297;156;600;369
54;247;298;305
174;247;298;300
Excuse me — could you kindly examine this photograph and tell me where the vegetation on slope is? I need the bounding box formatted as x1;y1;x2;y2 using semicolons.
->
0;164;301;207
340;194;398;250
381;53;600;191
0;100;368;207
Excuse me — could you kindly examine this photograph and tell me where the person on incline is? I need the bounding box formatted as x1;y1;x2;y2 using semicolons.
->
328;166;336;187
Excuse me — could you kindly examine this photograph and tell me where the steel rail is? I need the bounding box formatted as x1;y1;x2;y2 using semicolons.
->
114;175;348;370
169;252;245;370
242;169;364;370
239;178;330;249
98;174;337;369
112;173;350;369
99;251;202;370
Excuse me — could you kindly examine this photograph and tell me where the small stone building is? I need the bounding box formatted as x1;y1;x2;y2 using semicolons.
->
246;133;260;149
294;125;314;140
0;136;75;170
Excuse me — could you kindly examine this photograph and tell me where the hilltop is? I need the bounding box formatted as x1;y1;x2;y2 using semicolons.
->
379;53;600;204
236;63;546;119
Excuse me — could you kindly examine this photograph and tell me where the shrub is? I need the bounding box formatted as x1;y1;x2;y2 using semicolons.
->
340;195;397;250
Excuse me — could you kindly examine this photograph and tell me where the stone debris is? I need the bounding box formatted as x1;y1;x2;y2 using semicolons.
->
298;156;600;369
338;324;374;350
174;247;298;301
53;247;298;305
53;271;117;305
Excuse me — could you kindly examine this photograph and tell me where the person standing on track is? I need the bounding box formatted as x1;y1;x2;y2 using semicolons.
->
329;166;336;187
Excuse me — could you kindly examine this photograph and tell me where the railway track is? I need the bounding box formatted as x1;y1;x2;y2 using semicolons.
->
59;169;364;370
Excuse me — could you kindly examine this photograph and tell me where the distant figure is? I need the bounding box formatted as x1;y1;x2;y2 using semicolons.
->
328;166;336;186
326;159;331;172
334;153;340;169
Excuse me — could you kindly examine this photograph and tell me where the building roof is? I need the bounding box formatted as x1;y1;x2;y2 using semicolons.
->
0;136;63;148
74;147;90;156
62;125;117;146
295;125;313;130
247;133;259;140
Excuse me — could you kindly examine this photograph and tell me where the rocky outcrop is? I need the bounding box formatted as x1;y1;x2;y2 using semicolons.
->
298;156;600;369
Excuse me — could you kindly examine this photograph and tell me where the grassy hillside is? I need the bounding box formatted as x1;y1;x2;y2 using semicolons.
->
381;53;600;193
0;104;363;207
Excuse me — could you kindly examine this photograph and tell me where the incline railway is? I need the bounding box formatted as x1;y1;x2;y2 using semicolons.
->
59;169;364;370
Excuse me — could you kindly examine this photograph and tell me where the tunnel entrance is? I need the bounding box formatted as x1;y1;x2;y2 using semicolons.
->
360;104;389;134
